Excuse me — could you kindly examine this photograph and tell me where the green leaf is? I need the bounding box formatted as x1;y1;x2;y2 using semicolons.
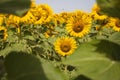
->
0;57;5;79
5;51;67;80
0;0;31;16
74;75;92;80
0;42;29;57
62;40;120;80
5;51;48;80
96;0;120;18
40;59;68;80
109;32;120;44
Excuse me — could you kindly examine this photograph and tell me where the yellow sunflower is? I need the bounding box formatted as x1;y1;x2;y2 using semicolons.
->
51;14;65;26
7;10;36;25
30;0;37;8
0;14;6;26
66;14;91;38
20;11;36;24
91;3;108;21
32;4;53;25
7;15;20;25
38;4;53;15
54;37;77;56
91;11;108;21
0;26;8;40
109;18;120;31
92;3;100;13
59;12;72;23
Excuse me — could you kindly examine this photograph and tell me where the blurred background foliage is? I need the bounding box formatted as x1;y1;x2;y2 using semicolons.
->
0;0;120;80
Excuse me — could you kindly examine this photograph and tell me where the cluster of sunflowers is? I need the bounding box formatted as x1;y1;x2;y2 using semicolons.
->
0;1;120;58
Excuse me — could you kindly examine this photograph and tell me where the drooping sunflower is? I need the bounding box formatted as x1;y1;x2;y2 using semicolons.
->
66;12;91;38
54;37;77;56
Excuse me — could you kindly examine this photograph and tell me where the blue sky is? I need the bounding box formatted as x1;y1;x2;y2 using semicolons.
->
35;0;96;13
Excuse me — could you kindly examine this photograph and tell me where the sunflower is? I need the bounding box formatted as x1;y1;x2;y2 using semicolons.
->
20;11;36;24
7;15;20;25
92;3;100;13
66;13;91;38
109;18;120;31
30;0;37;8
38;4;53;15
0;26;8;40
59;12;72;23
91;3;108;21
7;11;36;25
32;4;53;25
5;10;33;25
54;37;77;56
0;14;6;26
51;14;65;26
91;12;108;21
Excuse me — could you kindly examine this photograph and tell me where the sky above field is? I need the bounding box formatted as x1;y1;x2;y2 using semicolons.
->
35;0;96;13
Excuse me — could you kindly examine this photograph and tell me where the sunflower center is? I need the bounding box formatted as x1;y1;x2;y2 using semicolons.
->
116;20;120;28
73;22;83;33
60;43;71;52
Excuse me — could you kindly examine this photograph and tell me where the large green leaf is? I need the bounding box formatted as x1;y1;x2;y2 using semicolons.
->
109;32;120;45
0;57;5;79
0;42;29;57
0;0;31;16
40;59;68;80
96;0;120;18
4;51;67;80
5;51;47;80
73;75;92;80
62;40;120;80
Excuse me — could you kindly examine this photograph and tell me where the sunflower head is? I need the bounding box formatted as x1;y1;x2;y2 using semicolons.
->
0;14;6;26
38;4;53;16
111;18;120;31
30;0;37;8
92;3;101;13
91;3;108;21
91;11;108;21
115;19;120;28
7;15;20;25
73;21;84;33
66;15;91;38
54;37;77;56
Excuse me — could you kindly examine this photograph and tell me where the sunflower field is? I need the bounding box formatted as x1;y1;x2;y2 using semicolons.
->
0;0;120;80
